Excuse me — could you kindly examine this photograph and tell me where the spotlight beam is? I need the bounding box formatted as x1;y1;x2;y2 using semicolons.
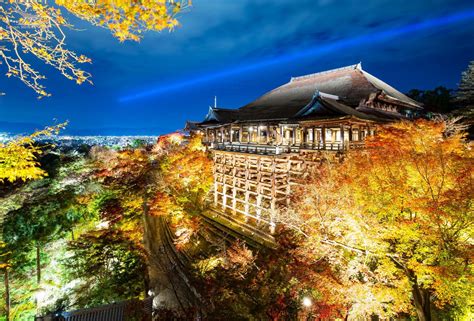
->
119;8;474;103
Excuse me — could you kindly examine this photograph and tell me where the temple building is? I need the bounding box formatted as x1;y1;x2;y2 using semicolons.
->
187;63;422;233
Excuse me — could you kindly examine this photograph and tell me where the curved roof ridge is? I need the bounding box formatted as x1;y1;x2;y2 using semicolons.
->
290;63;361;82
212;107;236;111
358;69;422;108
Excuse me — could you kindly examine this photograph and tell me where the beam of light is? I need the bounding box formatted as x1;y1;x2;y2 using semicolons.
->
119;8;474;103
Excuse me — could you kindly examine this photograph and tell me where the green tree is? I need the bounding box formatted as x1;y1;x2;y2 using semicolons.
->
1;149;93;320
453;61;474;138
64;228;147;308
0;124;66;321
456;61;474;108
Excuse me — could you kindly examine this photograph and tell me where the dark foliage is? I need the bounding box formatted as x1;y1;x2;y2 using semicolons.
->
406;86;455;114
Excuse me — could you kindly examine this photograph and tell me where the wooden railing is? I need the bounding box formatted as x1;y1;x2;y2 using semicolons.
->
35;297;153;321
205;141;366;154
300;142;342;151
212;142;290;155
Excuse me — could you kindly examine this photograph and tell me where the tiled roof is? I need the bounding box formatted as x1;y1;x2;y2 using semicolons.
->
194;63;422;126
240;63;420;111
298;96;383;121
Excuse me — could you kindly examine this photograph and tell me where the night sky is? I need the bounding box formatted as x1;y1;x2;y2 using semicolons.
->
1;0;474;135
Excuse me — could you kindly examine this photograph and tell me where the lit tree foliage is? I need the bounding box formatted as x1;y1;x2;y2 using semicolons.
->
156;134;212;212
0;1;190;97
0;123;66;183
148;134;212;249
89;134;212;313
1;148;94;320
0;123;66;260
290;119;473;321
1;134;210;318
65;228;147;308
90;145;157;247
192;233;348;320
0;3;92;97
57;0;189;42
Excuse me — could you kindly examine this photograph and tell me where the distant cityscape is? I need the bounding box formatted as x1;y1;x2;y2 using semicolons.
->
0;133;159;147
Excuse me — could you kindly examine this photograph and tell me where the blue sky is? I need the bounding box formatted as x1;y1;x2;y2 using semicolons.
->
1;0;474;135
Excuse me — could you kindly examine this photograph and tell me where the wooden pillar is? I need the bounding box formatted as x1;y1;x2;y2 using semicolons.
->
256;193;262;220
244;190;250;218
214;180;218;206
232;184;237;214
255;157;262;220
269;200;276;234
286;157;292;207
280;126;284;145
244;156;250;220
230;154;236;214
321;125;326;149
222;175;227;211
239;124;243;143
340;124;345;150
270;157;277;234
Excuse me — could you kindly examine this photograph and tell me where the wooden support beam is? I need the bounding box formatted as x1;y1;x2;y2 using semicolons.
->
322;125;326;149
340;124;345;150
280;125;284;145
214;180;218;206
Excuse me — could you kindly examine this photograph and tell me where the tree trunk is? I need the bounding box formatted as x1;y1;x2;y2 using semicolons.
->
35;243;42;315
36;243;41;285
4;268;10;321
409;272;431;321
142;193;150;298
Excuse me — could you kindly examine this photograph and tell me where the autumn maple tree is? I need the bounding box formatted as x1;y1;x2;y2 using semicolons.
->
289;119;473;320
0;0;190;97
148;134;212;246
0;123;66;184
